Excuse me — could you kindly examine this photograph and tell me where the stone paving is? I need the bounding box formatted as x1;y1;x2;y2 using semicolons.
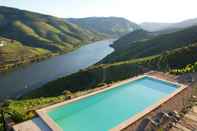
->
12;117;51;131
170;106;197;131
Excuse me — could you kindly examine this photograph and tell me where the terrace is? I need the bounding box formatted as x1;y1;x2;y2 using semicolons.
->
12;71;193;131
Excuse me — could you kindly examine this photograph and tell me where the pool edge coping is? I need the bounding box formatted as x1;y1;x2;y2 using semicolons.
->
110;75;187;131
36;74;188;131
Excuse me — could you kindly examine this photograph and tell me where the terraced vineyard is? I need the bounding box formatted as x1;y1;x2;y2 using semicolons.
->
0;6;107;71
0;37;51;71
101;26;197;63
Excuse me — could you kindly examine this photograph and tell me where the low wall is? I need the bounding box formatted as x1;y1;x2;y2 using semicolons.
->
120;85;192;131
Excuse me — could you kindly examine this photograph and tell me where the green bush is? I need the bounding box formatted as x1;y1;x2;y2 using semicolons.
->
0;123;3;131
4;96;65;123
170;61;197;75
10;111;26;123
0;112;3;131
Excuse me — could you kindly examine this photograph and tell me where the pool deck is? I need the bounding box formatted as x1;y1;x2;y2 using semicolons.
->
12;117;51;131
36;75;151;131
12;71;191;131
170;106;197;131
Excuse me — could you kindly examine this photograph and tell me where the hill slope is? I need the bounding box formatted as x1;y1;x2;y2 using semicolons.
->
24;41;197;98
67;17;140;37
111;29;155;50
134;42;197;70
0;6;106;70
0;37;51;71
140;22;173;32
101;25;197;63
0;6;104;53
141;18;197;32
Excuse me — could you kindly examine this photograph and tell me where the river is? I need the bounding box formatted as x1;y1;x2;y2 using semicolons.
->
0;39;114;100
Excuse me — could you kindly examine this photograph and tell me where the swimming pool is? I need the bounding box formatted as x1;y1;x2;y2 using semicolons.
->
38;75;185;131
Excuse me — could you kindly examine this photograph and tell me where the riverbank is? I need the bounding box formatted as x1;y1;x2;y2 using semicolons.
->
23;61;142;98
0;39;103;73
0;39;114;100
0;53;54;73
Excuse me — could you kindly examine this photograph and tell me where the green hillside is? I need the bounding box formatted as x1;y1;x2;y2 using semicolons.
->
0;6;106;70
0;6;104;52
133;42;197;70
21;25;197;99
24;41;197;98
111;29;155;50
23;62;142;98
141;18;197;32
101;25;197;63
67;17;140;37
0;37;52;71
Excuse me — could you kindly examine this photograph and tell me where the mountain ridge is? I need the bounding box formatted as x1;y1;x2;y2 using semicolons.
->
140;18;197;32
66;17;140;37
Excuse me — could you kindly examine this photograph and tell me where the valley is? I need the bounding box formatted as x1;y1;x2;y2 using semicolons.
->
0;3;197;131
0;6;107;72
0;39;114;101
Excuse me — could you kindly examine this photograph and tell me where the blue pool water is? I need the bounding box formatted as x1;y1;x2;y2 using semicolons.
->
48;76;178;131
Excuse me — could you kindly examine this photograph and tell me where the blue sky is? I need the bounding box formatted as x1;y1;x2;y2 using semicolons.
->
0;0;197;23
